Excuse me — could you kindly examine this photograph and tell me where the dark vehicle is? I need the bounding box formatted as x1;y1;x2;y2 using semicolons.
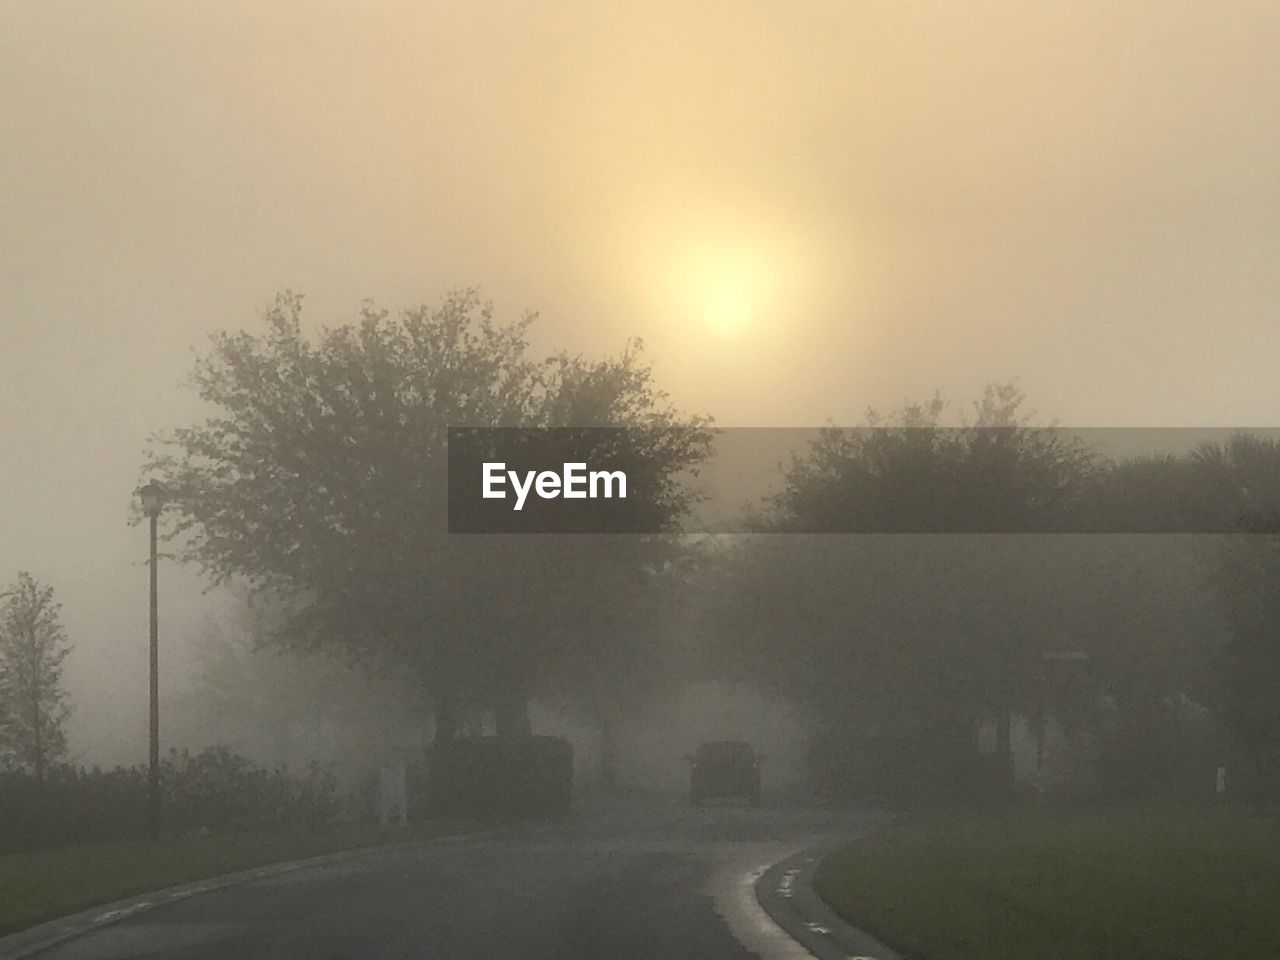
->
687;740;763;807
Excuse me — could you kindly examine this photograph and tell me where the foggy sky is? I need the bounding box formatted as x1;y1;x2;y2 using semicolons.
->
3;0;1280;764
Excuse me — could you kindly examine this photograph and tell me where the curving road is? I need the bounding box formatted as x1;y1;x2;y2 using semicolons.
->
21;801;876;960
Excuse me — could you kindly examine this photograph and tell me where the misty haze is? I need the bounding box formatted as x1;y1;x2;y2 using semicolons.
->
3;3;1280;959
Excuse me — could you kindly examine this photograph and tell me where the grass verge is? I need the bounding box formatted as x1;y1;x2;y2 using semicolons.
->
0;820;473;938
814;804;1280;960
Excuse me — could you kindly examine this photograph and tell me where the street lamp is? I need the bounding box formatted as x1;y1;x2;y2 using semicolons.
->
138;480;165;841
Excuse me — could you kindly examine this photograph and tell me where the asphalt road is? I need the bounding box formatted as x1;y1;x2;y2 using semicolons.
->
26;800;876;960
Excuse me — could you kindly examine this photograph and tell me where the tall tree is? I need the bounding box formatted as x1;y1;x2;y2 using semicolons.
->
144;291;711;742
0;572;72;779
714;384;1100;801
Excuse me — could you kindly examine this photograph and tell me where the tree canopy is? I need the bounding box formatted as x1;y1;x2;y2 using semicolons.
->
705;385;1244;802
0;572;72;779
755;384;1097;533
145;290;713;736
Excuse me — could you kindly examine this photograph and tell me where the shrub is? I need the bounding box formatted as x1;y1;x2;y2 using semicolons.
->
0;746;343;854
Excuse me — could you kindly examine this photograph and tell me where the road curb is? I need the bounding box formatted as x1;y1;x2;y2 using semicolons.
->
755;842;906;960
0;826;487;960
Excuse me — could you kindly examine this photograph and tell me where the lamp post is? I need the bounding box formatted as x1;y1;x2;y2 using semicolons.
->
138;480;165;841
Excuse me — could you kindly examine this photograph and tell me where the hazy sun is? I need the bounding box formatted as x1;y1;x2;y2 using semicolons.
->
672;245;768;341
637;215;802;345
702;282;754;339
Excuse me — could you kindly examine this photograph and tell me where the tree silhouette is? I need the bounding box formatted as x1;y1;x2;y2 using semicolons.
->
0;572;72;780
144;290;711;745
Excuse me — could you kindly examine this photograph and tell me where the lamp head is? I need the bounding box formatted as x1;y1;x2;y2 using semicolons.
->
138;480;166;518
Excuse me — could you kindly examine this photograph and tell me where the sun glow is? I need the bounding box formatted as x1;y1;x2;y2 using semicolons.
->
660;235;780;341
701;279;755;339
629;207;813;351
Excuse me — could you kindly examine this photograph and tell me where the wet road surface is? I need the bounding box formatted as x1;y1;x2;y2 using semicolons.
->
26;801;876;960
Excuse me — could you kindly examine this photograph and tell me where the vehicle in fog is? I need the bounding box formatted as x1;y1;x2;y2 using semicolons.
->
686;740;762;807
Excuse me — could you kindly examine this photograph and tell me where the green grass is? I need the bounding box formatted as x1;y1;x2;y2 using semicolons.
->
0;821;472;938
814;804;1280;960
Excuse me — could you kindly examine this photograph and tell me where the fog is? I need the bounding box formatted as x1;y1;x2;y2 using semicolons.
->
3;1;1280;795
